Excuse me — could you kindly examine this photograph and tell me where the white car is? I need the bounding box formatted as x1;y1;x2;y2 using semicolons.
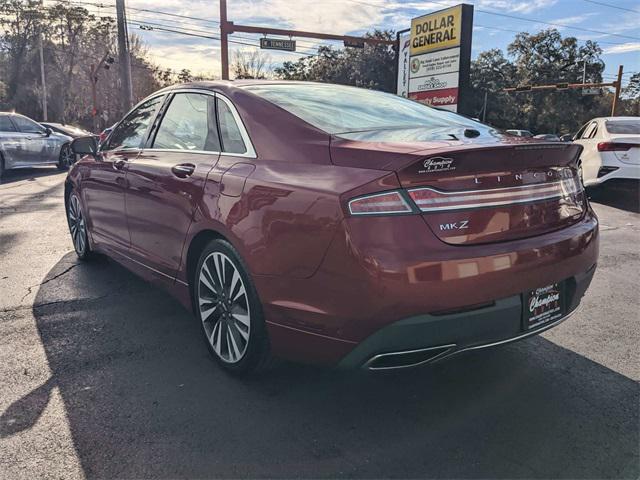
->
572;116;639;187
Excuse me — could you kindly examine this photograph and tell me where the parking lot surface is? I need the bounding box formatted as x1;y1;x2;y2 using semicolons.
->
0;168;638;479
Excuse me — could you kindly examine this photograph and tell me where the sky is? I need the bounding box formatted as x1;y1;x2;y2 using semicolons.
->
60;0;640;86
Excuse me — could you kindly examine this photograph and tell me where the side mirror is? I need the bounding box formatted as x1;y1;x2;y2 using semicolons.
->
71;135;99;158
44;127;52;136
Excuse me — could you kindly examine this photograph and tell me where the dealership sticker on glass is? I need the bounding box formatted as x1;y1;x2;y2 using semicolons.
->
524;282;566;330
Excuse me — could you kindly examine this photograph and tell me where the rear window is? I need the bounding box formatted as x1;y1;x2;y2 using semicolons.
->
243;83;481;134
605;120;640;135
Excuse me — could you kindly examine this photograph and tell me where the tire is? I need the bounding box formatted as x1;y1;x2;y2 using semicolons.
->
57;144;74;171
66;191;94;260
193;239;274;376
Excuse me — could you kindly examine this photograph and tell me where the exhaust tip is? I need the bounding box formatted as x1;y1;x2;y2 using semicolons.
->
364;344;455;371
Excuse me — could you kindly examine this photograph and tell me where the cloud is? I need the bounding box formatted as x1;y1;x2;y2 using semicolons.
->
549;13;597;26
603;42;640;54
477;0;558;14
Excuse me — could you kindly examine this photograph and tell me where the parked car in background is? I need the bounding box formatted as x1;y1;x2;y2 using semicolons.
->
506;129;534;137
534;134;561;141
67;81;597;375
41;122;92;138
0;112;74;178
559;134;574;142
572;116;640;186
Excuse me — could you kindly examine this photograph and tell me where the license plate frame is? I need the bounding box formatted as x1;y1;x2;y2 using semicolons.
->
523;281;566;330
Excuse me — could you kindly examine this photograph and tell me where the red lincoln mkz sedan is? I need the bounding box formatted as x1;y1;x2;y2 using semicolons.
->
67;81;598;374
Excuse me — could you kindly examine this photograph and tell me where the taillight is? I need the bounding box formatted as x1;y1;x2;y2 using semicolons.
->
348;191;412;215
408;177;581;212
597;142;634;152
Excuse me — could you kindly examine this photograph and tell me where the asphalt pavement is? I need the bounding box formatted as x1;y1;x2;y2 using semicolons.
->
0;168;638;479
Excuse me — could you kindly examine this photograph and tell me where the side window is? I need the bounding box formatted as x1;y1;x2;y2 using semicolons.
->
107;96;163;150
582;122;597;139
11;115;45;134
0;116;17;132
217;98;247;154
152;93;220;152
574;122;589;139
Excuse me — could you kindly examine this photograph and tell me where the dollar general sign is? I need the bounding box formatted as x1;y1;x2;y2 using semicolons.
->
398;4;473;114
410;5;462;55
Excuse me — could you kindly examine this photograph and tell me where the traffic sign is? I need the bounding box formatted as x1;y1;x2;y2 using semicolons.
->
260;38;296;51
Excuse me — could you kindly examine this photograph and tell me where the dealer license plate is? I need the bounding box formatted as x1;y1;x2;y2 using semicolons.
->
524;282;566;330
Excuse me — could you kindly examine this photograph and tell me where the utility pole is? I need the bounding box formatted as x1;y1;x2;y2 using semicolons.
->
38;1;47;121
89;54;114;132
481;91;488;123
116;0;134;112
220;0;229;80
38;31;48;121
611;64;623;116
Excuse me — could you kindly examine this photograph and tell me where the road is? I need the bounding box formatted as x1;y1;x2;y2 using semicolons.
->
0;168;638;479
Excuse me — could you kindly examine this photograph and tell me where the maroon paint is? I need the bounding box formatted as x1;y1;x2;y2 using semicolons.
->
66;81;599;366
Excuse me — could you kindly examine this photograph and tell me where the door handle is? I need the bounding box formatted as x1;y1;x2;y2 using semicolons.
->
171;163;195;178
113;158;128;170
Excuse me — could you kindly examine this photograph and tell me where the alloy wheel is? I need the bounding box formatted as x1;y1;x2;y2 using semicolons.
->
61;145;74;167
198;252;251;363
67;194;86;255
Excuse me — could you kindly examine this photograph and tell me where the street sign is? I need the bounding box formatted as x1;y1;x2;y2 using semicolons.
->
582;87;603;95
344;38;365;49
260;38;296;52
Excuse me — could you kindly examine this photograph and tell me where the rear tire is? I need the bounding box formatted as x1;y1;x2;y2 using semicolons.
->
57;144;74;171
193;239;274;376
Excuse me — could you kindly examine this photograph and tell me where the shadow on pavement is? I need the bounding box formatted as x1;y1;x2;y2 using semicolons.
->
588;180;640;214
0;167;62;185
4;253;638;478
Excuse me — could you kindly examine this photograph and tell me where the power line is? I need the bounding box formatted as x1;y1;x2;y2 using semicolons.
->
66;1;336;51
580;0;640;14
342;0;640;41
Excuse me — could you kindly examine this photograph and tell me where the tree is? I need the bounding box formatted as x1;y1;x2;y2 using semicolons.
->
468;29;613;134
0;0;164;130
275;30;396;92
232;50;270;79
621;72;640;116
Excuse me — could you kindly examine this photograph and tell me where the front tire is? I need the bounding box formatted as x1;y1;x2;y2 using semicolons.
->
66;191;94;260
57;144;74;171
194;239;273;375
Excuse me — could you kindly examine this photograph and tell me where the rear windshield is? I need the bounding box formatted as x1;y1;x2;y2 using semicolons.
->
605;120;640;134
243;83;482;134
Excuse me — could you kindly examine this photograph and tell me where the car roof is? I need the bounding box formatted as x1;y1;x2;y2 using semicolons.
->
590;116;639;122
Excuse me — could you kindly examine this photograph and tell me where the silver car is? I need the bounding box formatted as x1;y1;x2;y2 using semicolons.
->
0;112;74;178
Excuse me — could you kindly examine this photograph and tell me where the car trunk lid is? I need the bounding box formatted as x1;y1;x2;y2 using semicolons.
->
332;131;586;246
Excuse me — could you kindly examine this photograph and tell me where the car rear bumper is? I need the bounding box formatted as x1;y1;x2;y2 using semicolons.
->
256;208;599;367
338;263;596;370
587;162;640;186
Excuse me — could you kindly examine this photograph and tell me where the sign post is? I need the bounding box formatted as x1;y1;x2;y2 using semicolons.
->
398;3;473;114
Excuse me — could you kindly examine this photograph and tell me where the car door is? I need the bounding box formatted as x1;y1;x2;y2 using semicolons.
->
0;115;27;169
125;91;222;278
82;95;164;253
9;115;51;164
